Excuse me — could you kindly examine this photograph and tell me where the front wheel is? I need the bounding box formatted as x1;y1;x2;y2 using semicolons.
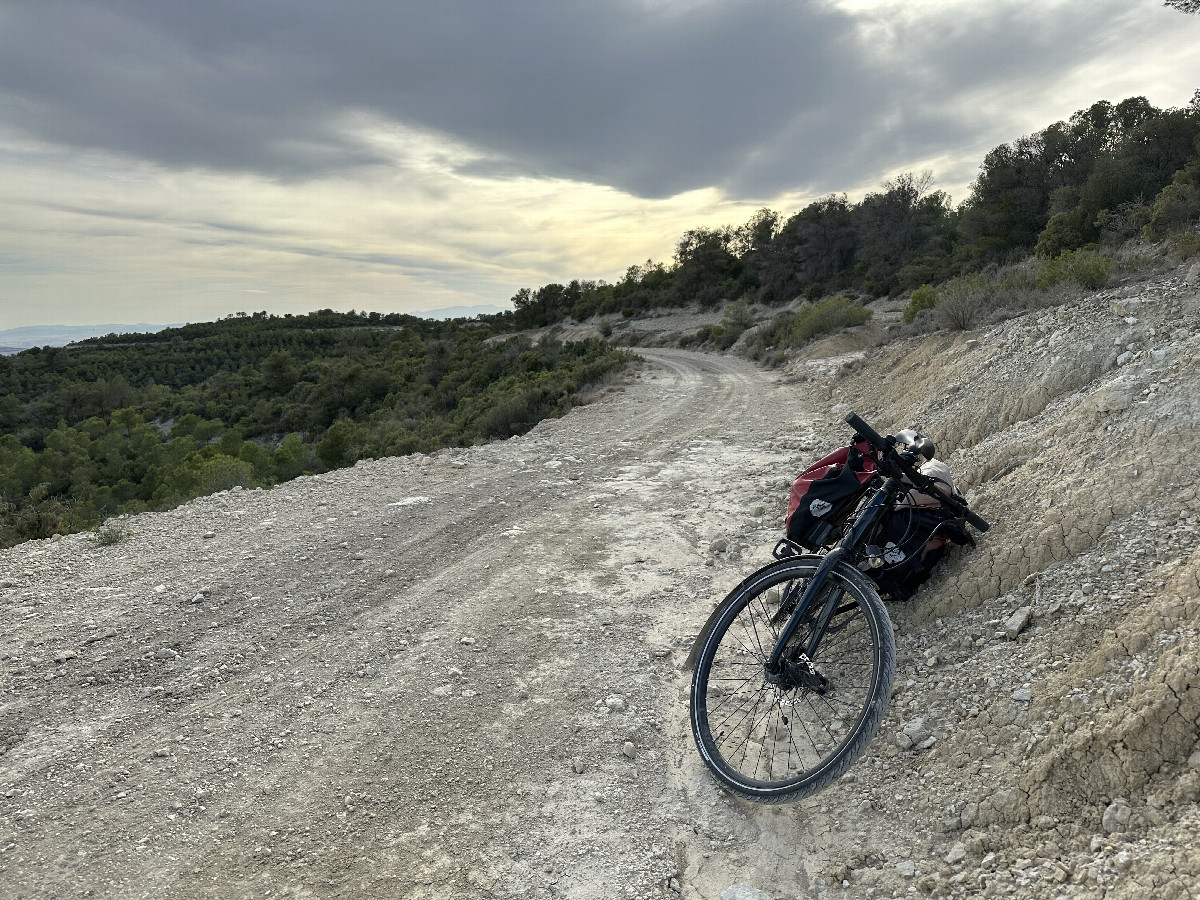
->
689;556;894;802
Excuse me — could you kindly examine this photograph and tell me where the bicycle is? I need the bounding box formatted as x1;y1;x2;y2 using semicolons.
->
686;411;990;803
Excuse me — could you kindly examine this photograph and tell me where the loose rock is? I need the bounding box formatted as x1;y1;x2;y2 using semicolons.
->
1004;606;1032;639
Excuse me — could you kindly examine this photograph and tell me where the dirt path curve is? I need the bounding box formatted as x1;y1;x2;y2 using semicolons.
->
1;349;839;900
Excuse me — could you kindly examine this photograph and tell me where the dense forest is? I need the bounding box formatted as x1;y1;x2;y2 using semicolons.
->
0;311;628;546
497;93;1200;328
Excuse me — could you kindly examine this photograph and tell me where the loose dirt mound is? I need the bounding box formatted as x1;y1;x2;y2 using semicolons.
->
1;269;1198;899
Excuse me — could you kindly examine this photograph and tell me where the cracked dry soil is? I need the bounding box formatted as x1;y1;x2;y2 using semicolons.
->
3;271;1200;900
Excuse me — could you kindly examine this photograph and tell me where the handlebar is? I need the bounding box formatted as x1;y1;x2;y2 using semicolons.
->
962;507;990;532
843;411;890;453
843;410;990;532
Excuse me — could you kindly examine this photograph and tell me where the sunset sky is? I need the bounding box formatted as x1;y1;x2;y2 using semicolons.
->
1;0;1197;327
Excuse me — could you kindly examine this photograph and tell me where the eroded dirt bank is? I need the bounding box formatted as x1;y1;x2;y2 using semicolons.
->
2;269;1200;899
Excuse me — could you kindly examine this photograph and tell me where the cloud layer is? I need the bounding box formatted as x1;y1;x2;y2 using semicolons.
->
4;0;1193;198
0;0;1197;325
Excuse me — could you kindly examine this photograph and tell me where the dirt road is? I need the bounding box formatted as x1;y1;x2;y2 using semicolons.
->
1;349;837;899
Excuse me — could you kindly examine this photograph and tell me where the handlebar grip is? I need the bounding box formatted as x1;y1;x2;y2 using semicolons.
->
843;411;888;451
964;508;990;532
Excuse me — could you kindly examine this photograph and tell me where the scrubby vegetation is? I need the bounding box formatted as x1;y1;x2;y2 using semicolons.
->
747;296;872;363
1034;248;1115;291
0;311;629;546
902;284;939;324
499;91;1200;329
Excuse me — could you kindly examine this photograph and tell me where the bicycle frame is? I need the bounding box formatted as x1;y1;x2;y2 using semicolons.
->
765;472;903;676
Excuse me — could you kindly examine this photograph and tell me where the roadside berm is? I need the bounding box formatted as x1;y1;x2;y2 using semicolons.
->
1;265;1199;898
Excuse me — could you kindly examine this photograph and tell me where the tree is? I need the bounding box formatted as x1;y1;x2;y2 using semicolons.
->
1164;1;1199;13
856;172;952;292
773;195;859;294
261;350;299;393
959;134;1052;258
671;227;744;307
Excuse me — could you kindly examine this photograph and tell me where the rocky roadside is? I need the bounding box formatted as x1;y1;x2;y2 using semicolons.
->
750;264;1200;899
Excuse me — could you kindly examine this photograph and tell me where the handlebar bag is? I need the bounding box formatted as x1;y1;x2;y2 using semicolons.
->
785;440;876;550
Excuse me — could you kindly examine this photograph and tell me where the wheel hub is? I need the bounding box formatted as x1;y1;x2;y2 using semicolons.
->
766;653;829;694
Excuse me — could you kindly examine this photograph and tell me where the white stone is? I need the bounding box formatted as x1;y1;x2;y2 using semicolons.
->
1084;382;1133;413
721;884;772;900
1004;606;1032;639
1102;800;1131;834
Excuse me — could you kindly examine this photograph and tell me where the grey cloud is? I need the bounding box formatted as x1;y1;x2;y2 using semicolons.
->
0;0;1178;199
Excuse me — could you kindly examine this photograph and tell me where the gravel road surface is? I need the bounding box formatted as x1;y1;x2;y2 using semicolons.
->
1;350;832;899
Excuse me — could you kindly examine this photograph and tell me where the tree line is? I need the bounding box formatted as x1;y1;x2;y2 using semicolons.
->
499;93;1200;328
0;311;628;546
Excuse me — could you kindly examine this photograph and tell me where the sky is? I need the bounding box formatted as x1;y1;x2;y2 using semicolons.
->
0;0;1198;328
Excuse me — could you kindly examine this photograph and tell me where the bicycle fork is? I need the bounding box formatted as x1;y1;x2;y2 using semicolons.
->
764;548;847;693
766;488;892;692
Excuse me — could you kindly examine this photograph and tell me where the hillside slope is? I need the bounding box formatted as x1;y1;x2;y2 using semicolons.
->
1;267;1199;899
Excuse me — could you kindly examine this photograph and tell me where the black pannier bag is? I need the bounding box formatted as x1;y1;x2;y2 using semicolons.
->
785;439;876;550
869;487;974;602
784;443;974;600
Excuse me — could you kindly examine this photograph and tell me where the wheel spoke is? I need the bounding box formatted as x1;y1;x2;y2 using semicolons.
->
691;558;894;801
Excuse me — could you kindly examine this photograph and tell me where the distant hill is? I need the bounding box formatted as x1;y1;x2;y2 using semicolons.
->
0;312;507;353
0;307;629;547
0;323;180;353
411;304;508;320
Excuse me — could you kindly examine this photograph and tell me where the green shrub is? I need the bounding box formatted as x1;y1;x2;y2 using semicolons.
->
992;260;1041;292
1096;202;1152;246
271;433;312;481
1144;181;1200;241
750;296;872;358
1171;230;1200;260
93;522;127;546
0;483;72;546
721;297;756;331
939;272;990;301
315;420;361;469
902;284;938;324
474;388;551;439
1036;249;1114;291
1035;254;1069;290
1035;211;1086;259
